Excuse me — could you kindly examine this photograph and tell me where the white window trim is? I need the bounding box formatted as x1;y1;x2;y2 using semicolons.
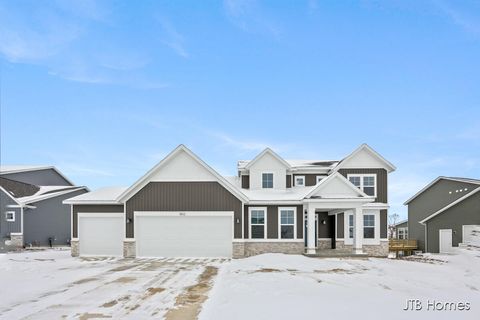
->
344;210;380;245
294;175;305;187
316;176;323;184
363;214;375;240
5;211;15;222
249;207;267;239
261;172;274;189
347;174;377;197
278;207;297;240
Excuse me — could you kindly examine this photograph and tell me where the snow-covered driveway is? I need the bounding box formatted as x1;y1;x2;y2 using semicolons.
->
0;249;225;319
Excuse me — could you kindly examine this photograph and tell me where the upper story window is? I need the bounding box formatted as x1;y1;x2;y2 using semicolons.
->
316;176;324;184
262;173;273;188
294;176;305;187
5;211;15;222
348;174;376;197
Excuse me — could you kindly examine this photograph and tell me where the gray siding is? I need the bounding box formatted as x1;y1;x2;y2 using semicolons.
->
338;168;388;203
293;174;319;187
426;191;480;253
286;175;292;188
380;209;387;238
2;168;72;186
337;213;344;238
72;204;125;238
241;175;249;189
395;221;408;229
126;182;243;239
407;179;479;251
24;189;87;246
244;205;303;239
0;190;22;237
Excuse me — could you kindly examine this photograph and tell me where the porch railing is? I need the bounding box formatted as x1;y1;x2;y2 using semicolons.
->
389;239;418;251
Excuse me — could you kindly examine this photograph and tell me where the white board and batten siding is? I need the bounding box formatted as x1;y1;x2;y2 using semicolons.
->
135;211;234;258
78;212;124;257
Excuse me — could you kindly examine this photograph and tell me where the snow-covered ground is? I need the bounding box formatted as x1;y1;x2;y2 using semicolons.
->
200;248;480;320
0;249;225;319
1;248;479;319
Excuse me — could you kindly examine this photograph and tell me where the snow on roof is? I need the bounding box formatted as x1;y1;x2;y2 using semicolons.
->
64;186;128;204
238;159;339;170
17;186;87;204
0;165;54;174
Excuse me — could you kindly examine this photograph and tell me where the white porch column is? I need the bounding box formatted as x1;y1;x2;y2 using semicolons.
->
306;205;316;254
353;207;363;254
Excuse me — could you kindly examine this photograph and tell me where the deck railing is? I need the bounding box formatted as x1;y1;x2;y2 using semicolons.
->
389;239;418;251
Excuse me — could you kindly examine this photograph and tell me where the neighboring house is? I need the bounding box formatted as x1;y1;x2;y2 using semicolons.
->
404;177;480;253
65;143;395;259
393;220;408;239
0;166;88;251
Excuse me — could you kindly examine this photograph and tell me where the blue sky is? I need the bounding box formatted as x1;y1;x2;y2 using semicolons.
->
1;0;479;219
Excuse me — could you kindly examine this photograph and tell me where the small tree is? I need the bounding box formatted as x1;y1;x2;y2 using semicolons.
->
388;213;399;239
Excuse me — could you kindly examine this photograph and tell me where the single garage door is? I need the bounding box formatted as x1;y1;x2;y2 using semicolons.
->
135;212;233;258
463;225;480;246
78;213;124;256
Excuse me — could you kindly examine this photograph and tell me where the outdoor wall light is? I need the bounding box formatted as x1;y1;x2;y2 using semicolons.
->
236;218;240;224
126;218;132;224
321;220;326;225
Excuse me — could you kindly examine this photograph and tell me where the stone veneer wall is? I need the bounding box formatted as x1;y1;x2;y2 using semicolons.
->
335;240;388;257
233;242;245;258
71;239;79;257
123;240;136;258
317;239;332;249
10;234;24;247
242;242;304;257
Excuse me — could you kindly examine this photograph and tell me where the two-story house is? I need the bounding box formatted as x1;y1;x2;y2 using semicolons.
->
0;166;87;252
65;143;395;258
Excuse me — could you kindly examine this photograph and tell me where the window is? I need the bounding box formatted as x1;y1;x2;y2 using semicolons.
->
5;211;15;222
279;208;295;239
262;173;273;189
295;176;305;187
348;214;354;239
363;215;375;239
398;227;408;240
250;209;266;239
348;174;376;197
316;176;324;184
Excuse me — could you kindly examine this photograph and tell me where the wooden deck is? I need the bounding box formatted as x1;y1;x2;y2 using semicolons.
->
389;239;418;256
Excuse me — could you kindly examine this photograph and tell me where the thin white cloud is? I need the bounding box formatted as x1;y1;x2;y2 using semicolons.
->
432;0;480;36
223;0;281;39
156;17;189;58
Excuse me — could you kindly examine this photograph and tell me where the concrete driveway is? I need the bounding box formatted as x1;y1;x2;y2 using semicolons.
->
0;249;226;320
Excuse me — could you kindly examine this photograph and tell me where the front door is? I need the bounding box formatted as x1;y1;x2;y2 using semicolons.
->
328;215;336;249
439;229;453;253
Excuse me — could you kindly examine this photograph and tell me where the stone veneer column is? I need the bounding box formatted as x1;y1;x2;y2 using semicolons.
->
71;239;79;257
232;242;245;258
123;240;136;258
10;234;24;248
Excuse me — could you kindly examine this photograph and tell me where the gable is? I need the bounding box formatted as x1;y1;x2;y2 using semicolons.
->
340;148;389;169
248;151;289;171
307;173;367;199
1;168;73;186
150;150;217;182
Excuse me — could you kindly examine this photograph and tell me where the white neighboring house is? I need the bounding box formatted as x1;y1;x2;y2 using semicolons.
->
65;143;396;258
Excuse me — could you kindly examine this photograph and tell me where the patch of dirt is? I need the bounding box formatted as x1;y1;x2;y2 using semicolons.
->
144;287;166;299
400;256;447;264
253;268;281;273
164;266;218;320
34;258;55;262
73;277;98;285
110;276;136;284
109;264;139;272
78;313;112;320
314;268;359;274
101;300;118;308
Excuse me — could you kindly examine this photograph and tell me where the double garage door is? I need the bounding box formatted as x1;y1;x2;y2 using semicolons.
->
78;212;233;257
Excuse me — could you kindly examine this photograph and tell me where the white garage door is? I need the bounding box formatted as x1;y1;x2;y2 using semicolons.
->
135;212;233;258
78;213;124;256
463;225;480;246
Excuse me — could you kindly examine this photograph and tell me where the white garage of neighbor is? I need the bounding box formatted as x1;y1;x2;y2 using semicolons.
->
78;213;124;257
134;212;233;258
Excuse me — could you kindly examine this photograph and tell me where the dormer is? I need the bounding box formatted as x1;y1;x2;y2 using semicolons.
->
239;148;291;190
